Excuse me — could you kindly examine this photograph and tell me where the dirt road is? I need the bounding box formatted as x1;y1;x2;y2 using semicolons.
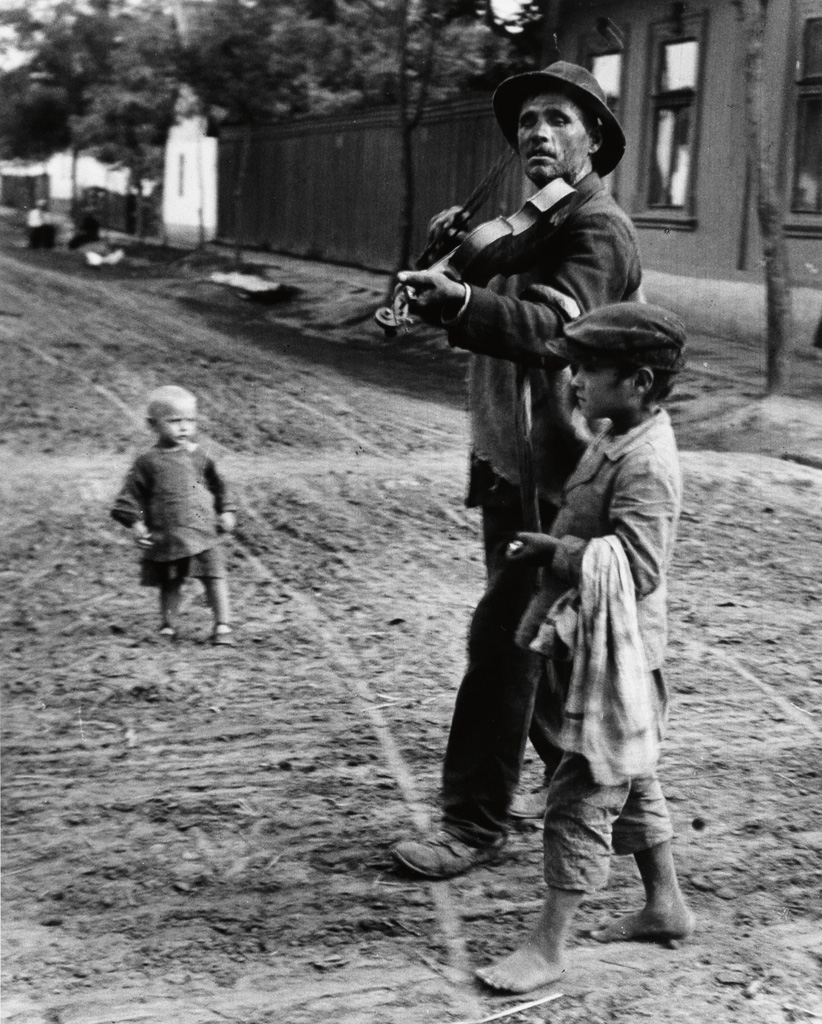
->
2;234;822;1024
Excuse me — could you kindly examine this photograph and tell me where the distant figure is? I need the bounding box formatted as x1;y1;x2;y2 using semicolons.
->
111;385;238;646
27;200;55;248
68;209;100;250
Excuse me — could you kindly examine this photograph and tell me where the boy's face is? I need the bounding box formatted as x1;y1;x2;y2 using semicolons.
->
150;398;197;448
571;357;646;430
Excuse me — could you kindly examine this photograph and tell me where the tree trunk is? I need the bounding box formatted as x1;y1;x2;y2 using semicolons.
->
233;124;252;267
538;0;562;64
70;145;80;223
135;173;145;238
394;0;414;285
385;0;442;304
743;0;793;394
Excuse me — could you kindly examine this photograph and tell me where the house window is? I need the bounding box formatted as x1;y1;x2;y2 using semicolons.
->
791;18;822;213
178;154;185;198
590;51;622;115
648;37;699;208
580;18;627;192
589;51;623;194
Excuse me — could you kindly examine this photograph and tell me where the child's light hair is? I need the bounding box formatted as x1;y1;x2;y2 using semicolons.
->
146;385;197;421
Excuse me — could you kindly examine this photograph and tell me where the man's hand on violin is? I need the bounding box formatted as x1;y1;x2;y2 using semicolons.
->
427;205;469;248
397;270;468;325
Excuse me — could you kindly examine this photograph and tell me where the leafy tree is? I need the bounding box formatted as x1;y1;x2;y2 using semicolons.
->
175;0;519;263
0;0;180;228
177;0;518;123
484;0;563;65
0;65;71;160
176;0;291;261
75;2;181;235
0;0;116;172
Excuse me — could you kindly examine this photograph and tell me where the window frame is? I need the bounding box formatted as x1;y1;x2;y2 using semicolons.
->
634;9;709;231
579;30;629;201
786;14;822;235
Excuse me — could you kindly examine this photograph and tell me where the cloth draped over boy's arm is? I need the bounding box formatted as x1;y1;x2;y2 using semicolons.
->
558;536;660;785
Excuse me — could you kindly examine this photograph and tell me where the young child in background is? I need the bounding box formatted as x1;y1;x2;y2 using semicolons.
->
476;303;693;994
111;385;237;646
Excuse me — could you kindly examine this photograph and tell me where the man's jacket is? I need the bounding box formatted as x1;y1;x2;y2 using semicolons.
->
447;171;642;506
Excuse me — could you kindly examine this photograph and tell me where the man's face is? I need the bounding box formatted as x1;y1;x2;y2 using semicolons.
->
516;91;601;188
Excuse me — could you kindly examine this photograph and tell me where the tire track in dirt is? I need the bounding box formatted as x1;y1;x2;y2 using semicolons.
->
17;315;808;752
2;253;462;456
4;266;478;620
6;245;822;1022
11;288;820;1024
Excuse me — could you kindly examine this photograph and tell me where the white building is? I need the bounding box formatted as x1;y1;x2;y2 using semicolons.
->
162;114;217;246
47;152;131;205
1;153;130;213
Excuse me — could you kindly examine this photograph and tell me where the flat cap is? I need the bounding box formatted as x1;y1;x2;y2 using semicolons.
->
561;302;686;370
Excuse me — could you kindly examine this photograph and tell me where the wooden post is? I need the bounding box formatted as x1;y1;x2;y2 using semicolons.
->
742;0;793;394
539;0;562;65
233;125;251;267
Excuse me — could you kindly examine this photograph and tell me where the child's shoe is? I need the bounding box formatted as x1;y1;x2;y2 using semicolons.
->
212;624;235;647
158;625;177;641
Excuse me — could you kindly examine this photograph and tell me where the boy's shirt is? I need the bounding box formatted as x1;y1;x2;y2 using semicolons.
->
543;408;681;669
111;444;235;562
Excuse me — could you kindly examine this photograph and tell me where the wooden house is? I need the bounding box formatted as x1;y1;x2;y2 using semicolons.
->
556;0;822;288
214;0;821;291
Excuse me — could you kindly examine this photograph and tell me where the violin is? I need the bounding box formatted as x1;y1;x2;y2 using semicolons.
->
375;177;579;335
413;150;514;271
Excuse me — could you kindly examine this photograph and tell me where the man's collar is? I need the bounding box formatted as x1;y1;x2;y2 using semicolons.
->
527;170;602;201
573;170;604;198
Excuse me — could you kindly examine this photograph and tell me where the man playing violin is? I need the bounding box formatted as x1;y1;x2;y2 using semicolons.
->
392;61;643;879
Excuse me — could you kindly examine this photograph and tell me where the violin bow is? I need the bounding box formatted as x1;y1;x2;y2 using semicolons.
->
376;149;517;333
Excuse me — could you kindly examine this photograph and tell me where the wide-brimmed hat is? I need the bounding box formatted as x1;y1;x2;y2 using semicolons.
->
492;60;626;177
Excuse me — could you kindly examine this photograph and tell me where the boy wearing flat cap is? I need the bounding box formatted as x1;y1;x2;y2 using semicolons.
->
477;302;693;994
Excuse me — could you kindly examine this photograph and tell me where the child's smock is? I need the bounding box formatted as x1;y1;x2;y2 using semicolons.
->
111;445;234;562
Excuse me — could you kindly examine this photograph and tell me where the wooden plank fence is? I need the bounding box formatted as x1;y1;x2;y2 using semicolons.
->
217;96;524;273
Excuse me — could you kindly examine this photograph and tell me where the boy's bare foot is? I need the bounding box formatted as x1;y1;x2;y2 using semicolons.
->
478;887;580;994
476;943;564;994
590;903;694;946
